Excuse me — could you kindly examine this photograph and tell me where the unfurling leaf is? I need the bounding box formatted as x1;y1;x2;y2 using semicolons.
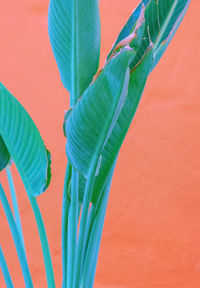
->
108;0;191;72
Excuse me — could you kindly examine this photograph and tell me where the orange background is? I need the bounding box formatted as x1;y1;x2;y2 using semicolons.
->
0;0;200;287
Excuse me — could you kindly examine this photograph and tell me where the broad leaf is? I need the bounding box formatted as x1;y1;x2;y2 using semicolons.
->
91;49;153;203
48;0;101;99
65;46;153;203
65;50;133;178
0;83;51;197
0;136;10;171
108;0;190;72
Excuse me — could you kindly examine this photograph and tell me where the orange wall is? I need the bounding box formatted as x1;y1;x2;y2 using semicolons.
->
0;0;200;287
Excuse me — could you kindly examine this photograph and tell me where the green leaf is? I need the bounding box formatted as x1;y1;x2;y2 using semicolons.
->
65;50;133;178
75;48;153;204
108;0;190;72
0;136;10;171
66;47;153;203
91;48;154;203
48;0;101;100
149;0;190;73
0;83;51;197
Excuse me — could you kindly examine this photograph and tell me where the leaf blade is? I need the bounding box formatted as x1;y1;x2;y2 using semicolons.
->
48;0;101;98
108;0;190;72
0;83;51;197
65;50;132;178
91;48;154;203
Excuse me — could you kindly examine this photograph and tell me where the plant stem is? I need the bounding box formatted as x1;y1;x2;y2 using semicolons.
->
88;229;102;288
0;245;14;288
72;163;97;288
67;168;79;288
82;204;95;262
6;166;25;250
62;163;71;288
28;194;55;288
0;183;33;287
81;166;114;287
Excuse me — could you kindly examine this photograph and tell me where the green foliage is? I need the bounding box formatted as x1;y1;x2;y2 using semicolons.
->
66;50;132;178
108;0;191;72
48;0;101;101
0;0;190;287
0;83;51;197
0;83;55;287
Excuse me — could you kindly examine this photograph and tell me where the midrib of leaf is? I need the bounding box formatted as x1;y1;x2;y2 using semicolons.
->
154;0;178;50
71;0;79;106
102;69;130;150
69;3;80;288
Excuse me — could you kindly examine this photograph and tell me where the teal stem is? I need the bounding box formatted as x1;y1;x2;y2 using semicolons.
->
81;166;114;288
72;163;97;288
28;194;55;288
0;245;14;288
0;183;33;287
62;163;71;288
67;168;79;288
88;230;102;288
6;166;25;250
82;204;95;264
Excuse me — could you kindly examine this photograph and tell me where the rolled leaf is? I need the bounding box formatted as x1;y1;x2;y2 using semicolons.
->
0;136;10;171
0;83;51;197
108;0;191;72
48;0;101;99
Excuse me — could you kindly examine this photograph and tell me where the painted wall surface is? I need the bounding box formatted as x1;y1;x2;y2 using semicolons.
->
0;0;200;287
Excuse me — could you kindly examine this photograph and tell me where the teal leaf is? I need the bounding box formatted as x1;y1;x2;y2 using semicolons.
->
65;50;133;178
66;47;153;203
91;48;154;203
75;48;153;204
0;83;51;197
149;0;191;73
48;0;101;99
108;0;190;72
0;136;10;171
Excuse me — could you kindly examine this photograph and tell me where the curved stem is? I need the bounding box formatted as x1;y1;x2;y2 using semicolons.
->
62;162;71;288
0;183;33;287
28;195;55;288
6;166;25;250
0;245;14;288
